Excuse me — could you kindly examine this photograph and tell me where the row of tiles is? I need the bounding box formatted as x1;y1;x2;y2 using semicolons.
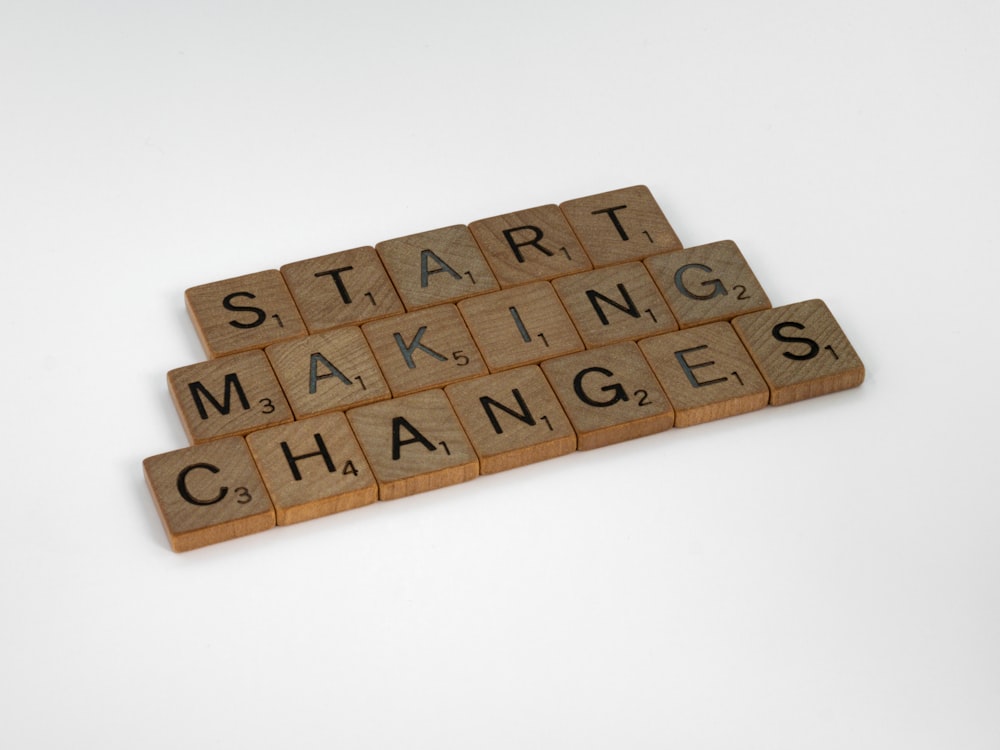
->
147;301;865;551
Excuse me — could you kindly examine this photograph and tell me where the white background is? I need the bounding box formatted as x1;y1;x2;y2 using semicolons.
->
2;1;998;747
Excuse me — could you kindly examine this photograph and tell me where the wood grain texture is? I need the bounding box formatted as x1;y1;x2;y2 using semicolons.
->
457;281;584;372
245;412;378;525
445;366;576;474
559;184;683;266
361;303;487;396
280;246;404;333
376;224;500;310
469;204;592;287
552;262;678;348
265;326;390;419
167;350;293;444
638;322;769;427
540;341;674;450
644;240;771;328
346;389;479;501
185;269;307;357
731;299;865;406
142;437;275;552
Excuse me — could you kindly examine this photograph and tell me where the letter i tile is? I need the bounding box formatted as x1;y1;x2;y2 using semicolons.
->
347;389;479;501
245;412;378;525
143;437;275;552
731;299;865;405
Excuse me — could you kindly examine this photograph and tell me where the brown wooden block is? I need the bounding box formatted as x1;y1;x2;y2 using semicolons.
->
167;350;293;444
185;270;307;358
346;389;479;501
468;204;592;287
376;225;500;310
361;304;487;396
264;326;390;419
456;281;584;372
638;322;769;427
143;437;275;552
245;411;378;525
731;299;865;406
444;366;576;474
644;240;771;328
551;262;678;348
559;185;683;266
280;246;405;333
540;341;674;450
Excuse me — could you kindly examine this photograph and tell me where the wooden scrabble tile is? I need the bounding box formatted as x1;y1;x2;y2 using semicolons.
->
167;350;293;444
644;240;771;328
444;366;576;474
143;437;275;552
456;281;584;372
731;299;865;406
559;185;683;266
280;246;405;333
185;270;307;358
468;204;592;287
265;326;390;419
551;262;678;348
346;389;479;501
245;411;378;525
638;322;769;427
376;225;500;310
540;341;674;450
361;304;487;396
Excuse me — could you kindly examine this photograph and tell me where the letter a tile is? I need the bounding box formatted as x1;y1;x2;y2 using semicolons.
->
560;185;683;266
167;350;293;444
347;390;479;501
445;366;576;474
540;341;674;450
731;299;865;405
143;437;275;552
245;412;378;525
638;322;769;427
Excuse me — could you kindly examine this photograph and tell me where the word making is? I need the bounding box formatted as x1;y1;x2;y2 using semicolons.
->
143;185;865;552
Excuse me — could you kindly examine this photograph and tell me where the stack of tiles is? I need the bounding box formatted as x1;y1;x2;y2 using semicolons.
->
143;186;865;552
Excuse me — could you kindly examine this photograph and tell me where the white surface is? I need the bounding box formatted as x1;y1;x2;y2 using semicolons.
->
2;1;998;747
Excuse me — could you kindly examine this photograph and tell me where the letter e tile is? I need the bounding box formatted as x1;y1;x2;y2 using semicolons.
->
185;270;307;357
560;185;683;266
143;437;275;552
445;366;576;474
638;322;769;427
731;299;865;406
540;341;674;450
245;412;378;525
347;390;479;501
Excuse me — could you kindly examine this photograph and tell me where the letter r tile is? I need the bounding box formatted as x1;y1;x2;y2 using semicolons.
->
143;437;275;552
731;299;865;406
540;341;674;450
376;225;500;310
347;389;479;501
560;185;683;266
280;246;405;333
185;269;307;358
469;204;592;287
167;350;293;444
